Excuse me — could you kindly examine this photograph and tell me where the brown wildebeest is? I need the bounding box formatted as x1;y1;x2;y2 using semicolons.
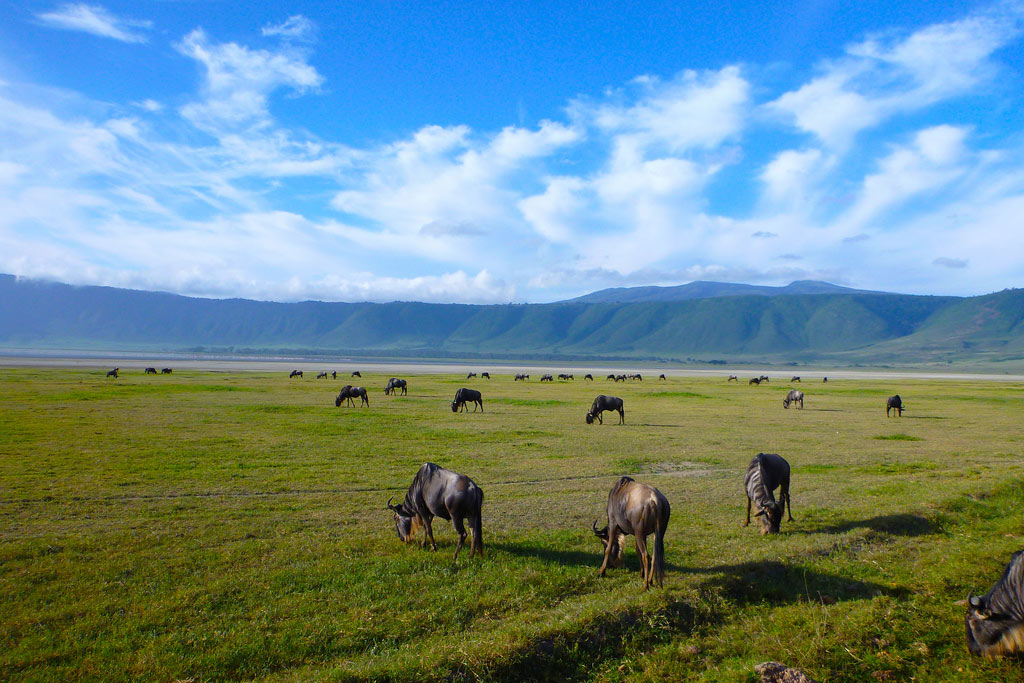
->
783;389;804;409
744;453;793;535
593;476;670;590
887;394;903;417
964;550;1024;657
387;462;483;561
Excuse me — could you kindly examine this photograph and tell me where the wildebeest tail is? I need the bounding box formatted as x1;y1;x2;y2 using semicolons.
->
653;515;666;588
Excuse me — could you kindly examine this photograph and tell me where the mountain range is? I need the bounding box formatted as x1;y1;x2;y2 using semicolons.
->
2;274;1023;368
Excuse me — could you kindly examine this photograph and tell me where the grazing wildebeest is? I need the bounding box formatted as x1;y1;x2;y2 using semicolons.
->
558;373;574;381
593;476;670;590
965;550;1024;657
331;371;337;380
540;374;554;382
481;372;490;379
387;462;483;561
658;374;666;380
106;368;119;379
289;370;303;378
384;377;408;395
631;373;643;381
791;376;801;382
615;374;627;382
606;374;616;380
586;395;624;425
466;372;476;379
335;385;369;407
584;373;593;381
317;371;328;379
351;371;361;378
749;377;761;385
728;375;738;382
760;375;770;383
783;389;804;409
823;376;828;383
160;368;172;374
744;453;793;535
144;367;157;375
451;388;483;412
887;394;903;417
514;373;530;381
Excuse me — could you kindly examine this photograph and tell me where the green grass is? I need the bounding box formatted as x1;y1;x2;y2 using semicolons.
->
2;368;1024;681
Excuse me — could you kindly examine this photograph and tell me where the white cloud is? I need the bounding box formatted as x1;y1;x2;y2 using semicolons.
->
262;15;317;42
36;4;151;43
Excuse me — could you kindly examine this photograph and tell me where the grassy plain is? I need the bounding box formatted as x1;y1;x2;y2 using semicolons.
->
2;367;1024;682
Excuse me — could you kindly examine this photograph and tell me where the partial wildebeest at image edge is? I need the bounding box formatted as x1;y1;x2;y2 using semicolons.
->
965;550;1024;658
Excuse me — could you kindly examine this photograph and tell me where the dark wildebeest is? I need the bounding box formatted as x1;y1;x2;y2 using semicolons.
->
586;395;624;425
593;476;670;590
466;372;477;379
791;376;801;382
659;374;666;380
887;394;903;417
728;375;738;382
317;371;328;379
744;453;793;535
331;371;337;380
384;378;408;395
783;389;804;409
749;377;761;385
289;370;303;378
481;372;490;379
540;374;554;382
964;550;1024;657
615;374;627;382
387;462;483;561
584;373;593;381
161;368;172;374
335;385;369;407
451;388;483;412
823;376;828;383
351;371;361;378
760;375;770;383
606;374;616;380
631;373;643;381
106;368;119;379
144;367;157;375
514;373;529;381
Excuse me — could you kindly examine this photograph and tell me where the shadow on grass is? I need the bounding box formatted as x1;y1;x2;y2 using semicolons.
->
491;541;689;573
789;512;938;537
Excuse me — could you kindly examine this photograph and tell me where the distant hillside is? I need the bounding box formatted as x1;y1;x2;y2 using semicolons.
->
563;280;885;303
2;274;1023;366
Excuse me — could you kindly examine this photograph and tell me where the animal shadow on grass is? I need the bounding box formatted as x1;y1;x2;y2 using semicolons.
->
790;512;938;537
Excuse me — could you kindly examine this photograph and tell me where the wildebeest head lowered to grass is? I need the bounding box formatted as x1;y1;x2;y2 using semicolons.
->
887;394;904;417
744;453;793;535
387;462;484;561
964;550;1024;658
586;395;624;424
593;476;670;590
451;388;483;412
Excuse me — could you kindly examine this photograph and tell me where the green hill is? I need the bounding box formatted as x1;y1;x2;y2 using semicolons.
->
2;274;1023;367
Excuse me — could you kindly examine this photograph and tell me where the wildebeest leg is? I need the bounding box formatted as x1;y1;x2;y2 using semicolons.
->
635;533;651;590
596;410;603;425
618;407;624;424
744;495;752;526
470;514;483;558
451;515;468;561
597;525;619;576
782;484;793;521
423;517;438;551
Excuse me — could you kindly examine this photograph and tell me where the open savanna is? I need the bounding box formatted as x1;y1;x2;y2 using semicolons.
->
2;367;1024;682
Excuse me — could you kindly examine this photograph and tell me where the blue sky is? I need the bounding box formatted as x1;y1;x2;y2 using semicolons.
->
1;1;1023;303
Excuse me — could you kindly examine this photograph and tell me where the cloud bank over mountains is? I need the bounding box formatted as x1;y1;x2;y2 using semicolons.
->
2;3;1023;303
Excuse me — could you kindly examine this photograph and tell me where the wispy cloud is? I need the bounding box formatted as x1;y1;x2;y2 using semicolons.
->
36;4;151;43
262;15;317;42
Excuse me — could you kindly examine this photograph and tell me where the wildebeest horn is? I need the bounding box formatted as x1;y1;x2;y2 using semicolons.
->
969;595;983;608
592;519;601;535
386;496;396;511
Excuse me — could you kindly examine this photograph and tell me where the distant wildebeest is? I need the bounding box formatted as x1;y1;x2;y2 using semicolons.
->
615;374;627;382
106;368;119;379
584;373;593;381
161;368;172;374
606;374;616;380
351;371;361;378
791;376;801;382
760;375;770;383
964;550;1024;657
783;389;804;409
630;373;643;381
514;373;530;381
593;476;670;590
823;376;828;383
658;374;666;380
481;372;490;379
289;370;303;378
887;394;903;417
331;371;337;380
317;371;328;379
586;395;624;425
749;377;761;385
558;373;574;381
384;377;408;396
466;372;477;379
728;375;738;382
540;374;554;382
387;462;483;561
744;453;793;535
335;385;369;407
451;388;483;413
144;367;157;375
